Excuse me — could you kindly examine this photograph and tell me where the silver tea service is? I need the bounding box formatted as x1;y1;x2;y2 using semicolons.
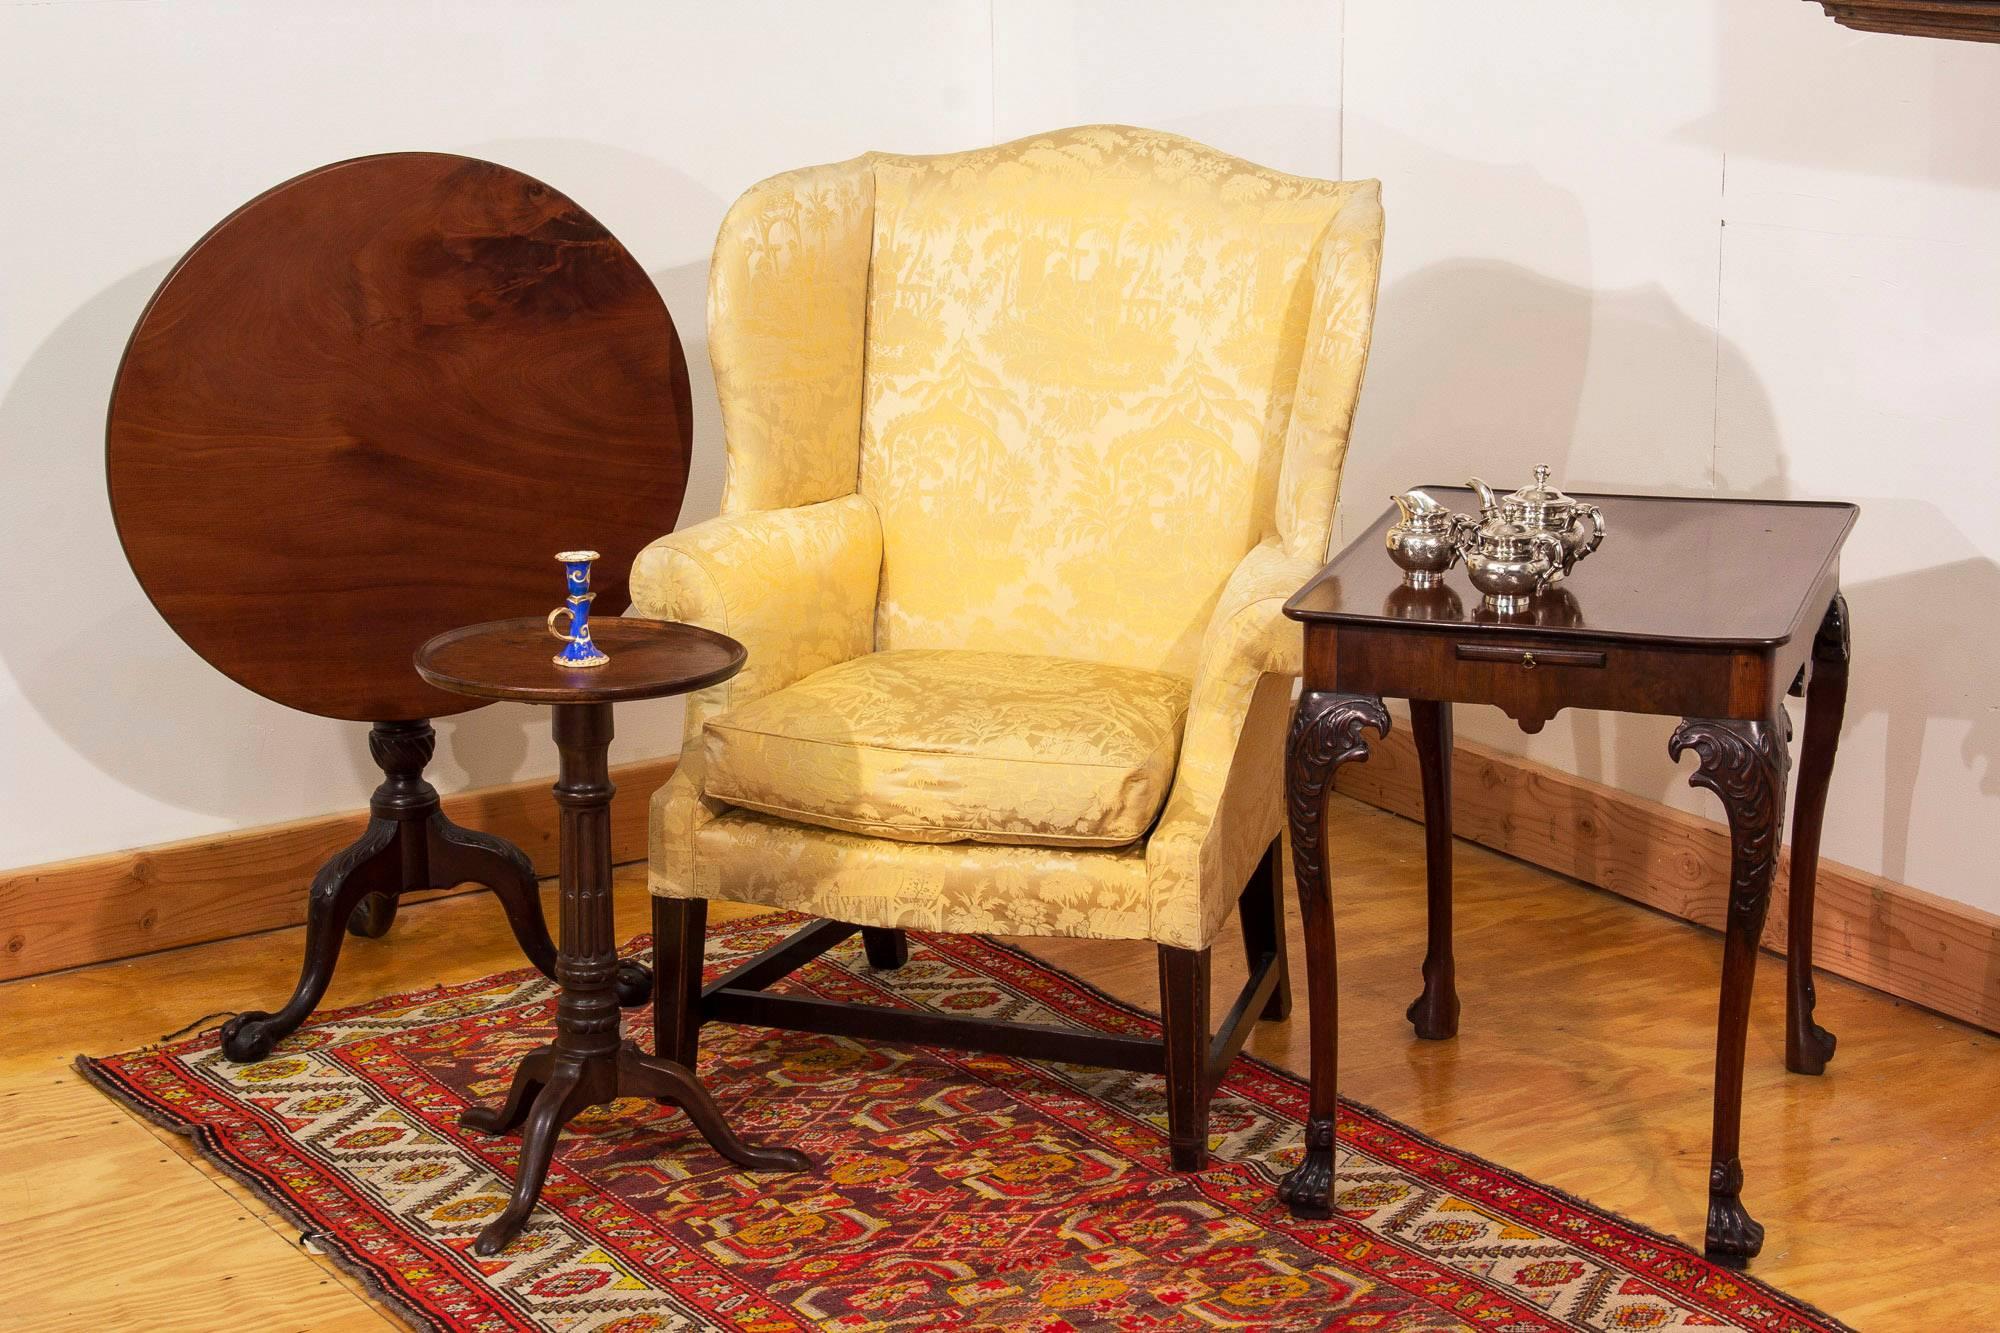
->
1385;465;1607;611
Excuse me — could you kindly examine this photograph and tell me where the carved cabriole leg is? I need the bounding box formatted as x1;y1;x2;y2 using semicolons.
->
1157;944;1212;1171
1277;690;1390;1218
652;897;707;1069
1406;699;1460;1040
1786;594;1848;1075
1236;840;1292;1021
1669;712;1789;1268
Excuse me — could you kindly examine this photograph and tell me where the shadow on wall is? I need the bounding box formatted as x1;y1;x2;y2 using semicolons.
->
1337;124;2000;882
1839;533;2000;884
0;261;390;818
0;147;727;828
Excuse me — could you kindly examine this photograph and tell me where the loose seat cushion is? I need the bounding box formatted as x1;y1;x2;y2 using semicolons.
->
700;649;1190;848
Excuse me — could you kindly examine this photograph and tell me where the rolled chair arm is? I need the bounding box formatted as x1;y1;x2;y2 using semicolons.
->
1146;539;1320;947
629;493;881;736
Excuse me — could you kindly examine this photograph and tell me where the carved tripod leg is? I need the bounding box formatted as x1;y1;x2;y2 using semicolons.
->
1786;595;1847;1075
617;1043;813;1173
1670;713;1788;1268
1277;691;1390;1218
1406;699;1460;1040
461;1046;556;1136
219;820;402;1062
427;814;652;1007
471;1061;592;1257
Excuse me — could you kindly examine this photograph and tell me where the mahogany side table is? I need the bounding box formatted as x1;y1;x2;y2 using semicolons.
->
1276;489;1857;1269
416;616;812;1256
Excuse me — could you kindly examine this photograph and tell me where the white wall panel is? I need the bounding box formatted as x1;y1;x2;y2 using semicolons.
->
991;0;1342;178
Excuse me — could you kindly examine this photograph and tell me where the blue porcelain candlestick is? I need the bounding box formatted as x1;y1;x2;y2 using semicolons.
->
547;550;610;668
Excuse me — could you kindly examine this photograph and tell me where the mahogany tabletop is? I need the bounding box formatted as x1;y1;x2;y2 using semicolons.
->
1287;489;1857;648
106;152;692;723
414;617;745;706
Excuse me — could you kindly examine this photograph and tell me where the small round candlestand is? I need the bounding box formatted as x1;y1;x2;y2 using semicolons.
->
417;616;813;1257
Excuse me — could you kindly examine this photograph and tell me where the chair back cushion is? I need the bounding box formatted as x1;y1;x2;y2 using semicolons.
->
859;127;1359;677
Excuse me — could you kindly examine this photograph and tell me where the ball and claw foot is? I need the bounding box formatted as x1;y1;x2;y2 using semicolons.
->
1704;1158;1765;1269
1405;986;1460;1041
1793;1021;1838;1076
218;1011;282;1063
614;960;653;1008
1789;979;1838;1075
1276;1117;1336;1219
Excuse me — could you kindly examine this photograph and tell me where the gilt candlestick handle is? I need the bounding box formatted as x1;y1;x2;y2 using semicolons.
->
549;550;610;668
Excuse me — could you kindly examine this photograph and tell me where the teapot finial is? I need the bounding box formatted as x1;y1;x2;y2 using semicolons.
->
1534;464;1551;489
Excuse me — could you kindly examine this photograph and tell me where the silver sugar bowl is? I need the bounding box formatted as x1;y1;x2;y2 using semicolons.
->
1385;489;1471;588
1466;465;1605;584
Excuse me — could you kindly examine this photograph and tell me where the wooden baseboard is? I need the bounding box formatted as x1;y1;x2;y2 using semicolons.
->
1335;726;2000;1035
0;758;678;982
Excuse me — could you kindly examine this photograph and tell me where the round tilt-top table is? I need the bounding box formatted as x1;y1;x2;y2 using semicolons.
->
416;617;813;1257
104;153;692;1060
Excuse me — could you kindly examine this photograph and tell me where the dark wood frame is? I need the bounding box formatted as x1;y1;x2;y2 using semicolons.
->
653;840;1291;1171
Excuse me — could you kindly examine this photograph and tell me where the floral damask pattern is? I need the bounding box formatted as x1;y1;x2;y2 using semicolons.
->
629;495;881;892
707;158;875;513
697;809;1153;939
644;125;1386;952
701;648;1190;848
862;126;1371;678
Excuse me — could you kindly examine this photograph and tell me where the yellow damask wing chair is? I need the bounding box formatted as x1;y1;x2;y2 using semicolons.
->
633;125;1382;1171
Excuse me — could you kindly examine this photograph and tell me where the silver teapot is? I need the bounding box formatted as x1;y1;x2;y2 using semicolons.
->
1385;489;1472;587
1465;465;1605;583
1461;517;1566;613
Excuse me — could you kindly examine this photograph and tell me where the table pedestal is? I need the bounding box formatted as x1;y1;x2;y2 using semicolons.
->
463;702;809;1257
219;721;648;1063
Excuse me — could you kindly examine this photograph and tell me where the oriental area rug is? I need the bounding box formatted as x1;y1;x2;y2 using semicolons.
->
81;915;1849;1333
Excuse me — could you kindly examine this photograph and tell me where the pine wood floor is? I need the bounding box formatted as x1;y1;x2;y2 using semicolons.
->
3;795;1994;1330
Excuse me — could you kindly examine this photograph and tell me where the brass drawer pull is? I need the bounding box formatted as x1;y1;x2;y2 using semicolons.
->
1455;643;1607;670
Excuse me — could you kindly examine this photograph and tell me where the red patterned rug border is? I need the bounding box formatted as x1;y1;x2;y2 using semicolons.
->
76;917;1857;1333
73;1050;460;1333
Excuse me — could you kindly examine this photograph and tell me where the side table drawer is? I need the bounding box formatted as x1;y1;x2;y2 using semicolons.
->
1453;643;1606;671
1320;625;1759;727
